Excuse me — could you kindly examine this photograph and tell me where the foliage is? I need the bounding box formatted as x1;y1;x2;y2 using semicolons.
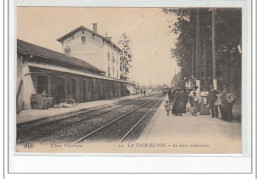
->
163;8;241;94
118;33;133;77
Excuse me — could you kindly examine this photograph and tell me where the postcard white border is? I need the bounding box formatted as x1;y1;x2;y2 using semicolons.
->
7;0;254;174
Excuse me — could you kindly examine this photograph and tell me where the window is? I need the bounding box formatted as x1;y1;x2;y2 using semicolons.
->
112;67;114;77
81;36;86;44
64;46;71;53
117;69;118;78
112;53;115;63
108;52;110;61
108;66;110;77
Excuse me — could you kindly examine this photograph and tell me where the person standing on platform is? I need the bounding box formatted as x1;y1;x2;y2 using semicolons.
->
164;100;172;116
216;88;223;119
200;87;210;115
140;89;142;95
208;85;218;118
172;90;182;116
143;90;146;96
170;89;177;115
168;87;175;102
226;87;236;122
184;77;191;89
189;91;198;116
189;86;198;97
179;77;186;89
190;75;196;89
220;85;228;121
185;88;191;112
180;88;188;113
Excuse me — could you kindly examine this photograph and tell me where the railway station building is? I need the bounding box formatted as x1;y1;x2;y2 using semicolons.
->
17;24;135;110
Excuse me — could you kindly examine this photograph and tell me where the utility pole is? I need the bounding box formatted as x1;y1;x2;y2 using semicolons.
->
192;39;195;76
196;8;201;93
203;39;207;86
175;68;177;87
212;8;217;90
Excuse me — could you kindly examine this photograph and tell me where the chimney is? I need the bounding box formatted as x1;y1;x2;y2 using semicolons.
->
64;46;71;56
93;23;97;33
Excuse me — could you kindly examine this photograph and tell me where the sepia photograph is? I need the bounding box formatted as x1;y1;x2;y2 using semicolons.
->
15;7;242;154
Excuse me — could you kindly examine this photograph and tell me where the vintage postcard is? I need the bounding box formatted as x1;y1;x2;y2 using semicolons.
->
15;6;246;155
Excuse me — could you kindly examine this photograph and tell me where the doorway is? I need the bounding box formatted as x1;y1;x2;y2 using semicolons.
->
72;79;76;100
83;80;87;102
37;75;49;94
57;77;65;103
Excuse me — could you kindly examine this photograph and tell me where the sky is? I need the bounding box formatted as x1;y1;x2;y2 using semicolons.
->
17;7;179;87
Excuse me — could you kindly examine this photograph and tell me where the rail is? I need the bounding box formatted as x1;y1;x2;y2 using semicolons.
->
73;95;162;144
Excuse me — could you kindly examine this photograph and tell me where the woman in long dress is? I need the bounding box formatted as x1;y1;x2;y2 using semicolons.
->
180;89;188;113
172;90;182;116
168;87;175;102
200;87;210;115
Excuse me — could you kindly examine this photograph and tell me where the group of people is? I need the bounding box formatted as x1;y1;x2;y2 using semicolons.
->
164;84;236;122
177;75;197;89
166;88;189;116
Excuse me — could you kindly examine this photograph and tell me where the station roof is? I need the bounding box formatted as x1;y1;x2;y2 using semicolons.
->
56;26;122;52
17;39;105;74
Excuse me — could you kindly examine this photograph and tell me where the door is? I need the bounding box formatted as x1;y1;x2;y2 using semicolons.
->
57;77;65;103
83;80;87;102
37;75;48;94
72;79;76;100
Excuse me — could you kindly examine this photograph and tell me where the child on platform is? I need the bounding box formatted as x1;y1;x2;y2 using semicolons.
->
164;100;172;116
189;91;198;116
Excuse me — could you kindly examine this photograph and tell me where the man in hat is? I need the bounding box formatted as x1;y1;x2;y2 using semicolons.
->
190;75;196;89
189;85;198;96
220;85;228;121
208;85;218;118
226;87;235;121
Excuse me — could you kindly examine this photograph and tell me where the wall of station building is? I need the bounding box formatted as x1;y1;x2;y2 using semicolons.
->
62;30;104;71
16;61;128;110
103;43;120;79
61;30;121;80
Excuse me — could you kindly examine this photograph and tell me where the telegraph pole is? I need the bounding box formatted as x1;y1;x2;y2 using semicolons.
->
175;68;177;87
203;39;207;86
196;8;201;93
192;39;195;76
212;8;217;90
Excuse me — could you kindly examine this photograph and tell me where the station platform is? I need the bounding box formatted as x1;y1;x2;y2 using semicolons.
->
137;96;242;154
17;94;142;124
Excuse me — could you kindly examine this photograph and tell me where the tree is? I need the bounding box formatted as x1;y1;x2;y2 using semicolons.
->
118;33;133;77
163;8;241;95
163;8;212;83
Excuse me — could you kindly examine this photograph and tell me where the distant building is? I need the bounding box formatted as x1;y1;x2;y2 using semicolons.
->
16;24;135;111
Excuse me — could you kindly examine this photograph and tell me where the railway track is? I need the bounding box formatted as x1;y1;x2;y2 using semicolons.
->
73;95;164;144
17;94;161;144
17;97;137;132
